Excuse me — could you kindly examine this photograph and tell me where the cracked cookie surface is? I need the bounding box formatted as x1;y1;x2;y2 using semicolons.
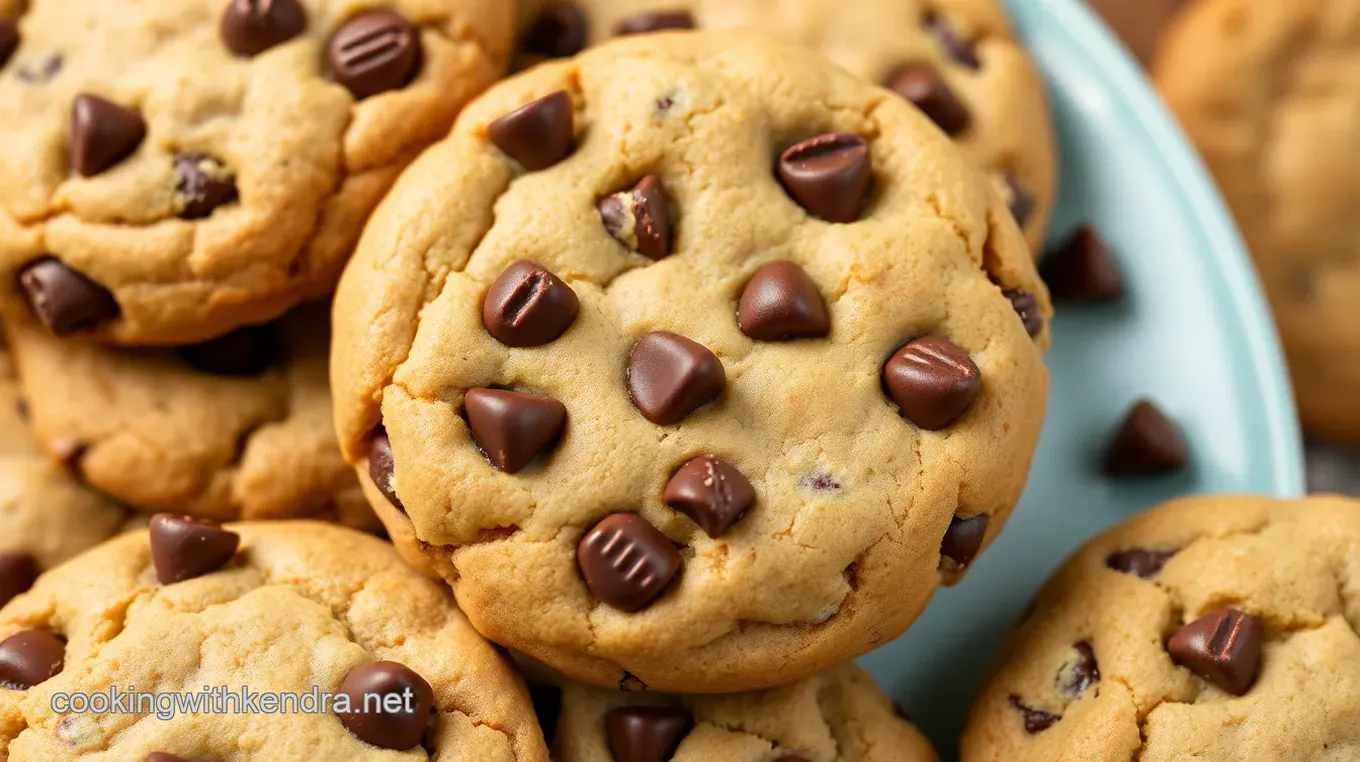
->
962;495;1360;762
333;31;1050;692
0;0;514;346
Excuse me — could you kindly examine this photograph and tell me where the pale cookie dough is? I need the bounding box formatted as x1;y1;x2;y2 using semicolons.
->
962;495;1360;762
516;0;1057;252
0;0;514;346
334;32;1051;693
1155;0;1360;442
0;520;550;761
5;303;377;529
537;663;936;761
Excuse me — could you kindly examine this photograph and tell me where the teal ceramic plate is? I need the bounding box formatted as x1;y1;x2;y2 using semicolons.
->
857;0;1305;756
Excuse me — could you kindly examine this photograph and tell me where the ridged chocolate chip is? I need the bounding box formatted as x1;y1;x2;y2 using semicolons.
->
607;706;692;762
464;388;567;474
614;10;696;36
598;175;673;261
176;323;278;376
0;20;18;68
1167;607;1263;695
0;629;65;689
149;514;240;584
367;425;404;511
70;94;146;177
174;154;238;219
482;260;579;346
1003;172;1035;229
0;553;39;608
664;455;755;537
577;514;681;611
1104;400;1188;477
1105;547;1177;578
521;1;586;59
144;754;189;762
885;64;969;136
777;133;872;223
487;90;575;171
738;261;829;341
1003;290;1043;338
626;331;725;425
925;14;979;69
1041;226;1124;304
220;0;306;57
1008;695;1058;734
336;661;435;750
530;685;564;746
1057;641;1100;697
883;336;980;430
326;10;420;100
939;514;989;569
16;257;119;336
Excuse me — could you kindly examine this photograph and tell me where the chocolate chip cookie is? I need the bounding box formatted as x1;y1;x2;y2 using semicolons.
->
5;303;376;528
962;495;1360;761
536;663;936;761
333;31;1051;692
1154;0;1360;442
0;0;514;346
0;519;549;760
516;0;1057;252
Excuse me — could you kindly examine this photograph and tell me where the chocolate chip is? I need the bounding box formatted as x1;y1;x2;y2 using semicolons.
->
144;754;189;762
1104;400;1188;477
577;514;681;611
69;94;146;177
777;757;812;762
486;90;575;171
664;455;755;537
0;553;39;608
220;0;306;57
336;661;435;750
1167;607;1263;695
885;64;969;136
598;176;673;261
176;323;278;376
1003;172;1035;229
1057;641;1100;697
606;706;692;762
925;14;979;69
464;388;566;474
326;10;420;100
626;331;725;425
882;336;980;430
530;685;563;747
1008;695;1058;733
149;514;241;584
0;629;65;689
520;1;586;59
482;260;579;347
1105;547;1177;578
737;261;829;341
777;133;872;223
0;20;17;68
1041;226;1124;304
174;154;238;219
939;514;989;568
614;10;696;36
1003;290;1043;338
16;53;61;84
367;425;403;511
16;257;119;336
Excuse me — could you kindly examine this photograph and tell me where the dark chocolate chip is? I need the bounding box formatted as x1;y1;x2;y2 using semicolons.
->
220;0;306;57
69;94;146;177
16;53;61;84
925;14;979;69
664;455;755;537
776;757;812;762
16;257;119;336
1105;547;1177;578
606;706;692;762
149;514;241;584
598;175;673;261
885;64;970;136
0;552;39;608
530;684;563;747
614;10;696;36
0;20;17;68
336;661;435;750
737;261;829;341
144;754;189;762
1040;226;1124;304
483;260;579;347
626;331;725;425
520;1;586;59
1166;607;1263;695
1008;695;1058;733
777;133;872;223
1003;172;1035;229
1104;400;1188;477
174;154;238;219
1003;290;1043;338
882;336;980;430
1057;641;1100;697
577;514;681;611
326;10;420;100
486;90;575;171
0;629;65;689
367;425;404;512
176;323;278;376
464;388;567;474
939;514;989;568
